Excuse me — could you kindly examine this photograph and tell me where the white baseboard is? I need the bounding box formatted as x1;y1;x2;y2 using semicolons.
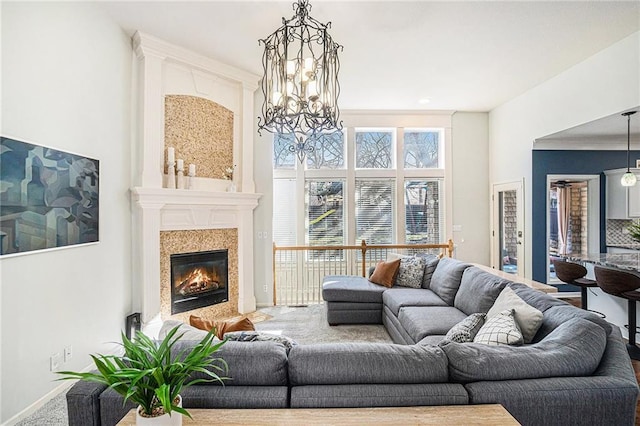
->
256;302;274;308
2;379;74;426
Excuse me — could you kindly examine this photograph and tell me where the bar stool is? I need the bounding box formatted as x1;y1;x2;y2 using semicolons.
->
594;266;640;360
552;259;603;316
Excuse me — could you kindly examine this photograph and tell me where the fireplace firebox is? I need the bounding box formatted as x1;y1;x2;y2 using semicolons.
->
170;249;229;314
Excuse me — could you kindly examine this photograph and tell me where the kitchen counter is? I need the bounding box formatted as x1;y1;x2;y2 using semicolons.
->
564;252;640;273
606;244;640;250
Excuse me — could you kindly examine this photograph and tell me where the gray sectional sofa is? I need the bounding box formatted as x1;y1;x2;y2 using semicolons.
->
67;257;639;426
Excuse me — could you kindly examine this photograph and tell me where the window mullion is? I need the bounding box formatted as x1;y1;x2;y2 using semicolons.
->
397;128;405;245
346;127;356;245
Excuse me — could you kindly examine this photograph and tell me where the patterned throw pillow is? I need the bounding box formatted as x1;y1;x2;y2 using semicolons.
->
224;331;297;353
444;313;486;343
473;309;523;346
395;256;427;288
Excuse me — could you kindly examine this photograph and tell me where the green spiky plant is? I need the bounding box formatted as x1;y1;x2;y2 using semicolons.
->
58;326;227;419
629;221;640;243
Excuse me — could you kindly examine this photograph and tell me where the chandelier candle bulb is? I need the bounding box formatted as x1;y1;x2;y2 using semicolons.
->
286;60;296;76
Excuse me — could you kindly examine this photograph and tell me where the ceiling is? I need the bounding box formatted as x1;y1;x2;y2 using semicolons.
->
535;107;640;149
99;0;640;112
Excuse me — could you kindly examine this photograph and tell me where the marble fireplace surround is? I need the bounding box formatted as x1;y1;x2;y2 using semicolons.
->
131;189;260;323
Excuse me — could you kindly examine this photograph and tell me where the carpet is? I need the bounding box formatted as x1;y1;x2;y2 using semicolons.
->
17;304;391;425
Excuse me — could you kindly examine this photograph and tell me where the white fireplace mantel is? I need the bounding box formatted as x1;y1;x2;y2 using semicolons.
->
131;188;261;322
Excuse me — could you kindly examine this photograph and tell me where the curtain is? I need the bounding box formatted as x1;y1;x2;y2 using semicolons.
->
557;187;571;255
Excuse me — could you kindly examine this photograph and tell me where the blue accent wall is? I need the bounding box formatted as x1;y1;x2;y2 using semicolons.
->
532;150;640;286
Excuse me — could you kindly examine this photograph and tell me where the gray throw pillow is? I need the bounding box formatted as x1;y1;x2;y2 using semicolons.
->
418;254;440;289
429;257;472;305
454;267;511;315
487;286;543;344
225;331;297;352
444;313;486;343
473;309;523;346
395;256;427;288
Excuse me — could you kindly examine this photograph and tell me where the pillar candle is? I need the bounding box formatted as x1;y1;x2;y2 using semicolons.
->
189;163;196;176
167;147;175;164
176;159;184;171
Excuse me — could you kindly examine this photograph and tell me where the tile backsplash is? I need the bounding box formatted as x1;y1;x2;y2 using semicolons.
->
606;219;640;245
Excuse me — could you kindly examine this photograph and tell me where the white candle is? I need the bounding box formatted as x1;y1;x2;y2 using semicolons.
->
189;163;196;176
167;147;175;164
176;159;184;170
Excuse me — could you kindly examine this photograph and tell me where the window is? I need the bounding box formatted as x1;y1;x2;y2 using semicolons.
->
355;180;394;244
355;130;393;168
405;179;442;244
306;133;344;170
404;130;440;168
272;115;447;247
306;180;344;246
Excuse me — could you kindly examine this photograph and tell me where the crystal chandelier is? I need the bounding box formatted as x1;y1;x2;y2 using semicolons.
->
258;0;343;163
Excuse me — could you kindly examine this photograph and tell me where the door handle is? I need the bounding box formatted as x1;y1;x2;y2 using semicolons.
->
517;241;522;245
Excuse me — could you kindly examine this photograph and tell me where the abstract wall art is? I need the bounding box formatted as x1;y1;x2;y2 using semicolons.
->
0;137;99;256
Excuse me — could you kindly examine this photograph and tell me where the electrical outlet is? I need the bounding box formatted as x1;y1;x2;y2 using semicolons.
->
64;346;73;362
50;352;62;371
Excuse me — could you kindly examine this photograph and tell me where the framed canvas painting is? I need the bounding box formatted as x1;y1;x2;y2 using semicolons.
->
0;137;99;256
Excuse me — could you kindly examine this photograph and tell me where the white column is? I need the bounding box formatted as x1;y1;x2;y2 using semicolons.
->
241;85;256;193
237;207;257;313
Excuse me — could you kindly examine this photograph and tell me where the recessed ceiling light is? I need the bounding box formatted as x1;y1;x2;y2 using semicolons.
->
418;98;431;105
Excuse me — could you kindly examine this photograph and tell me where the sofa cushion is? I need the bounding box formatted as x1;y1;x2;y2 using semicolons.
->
429;257;472;305
487;286;543;344
473;309;523;346
454;267;511;315
322;275;387;303
395;256;427;288
398;306;468;343
417;254;441;289
444;313;486;343
369;259;401;287
535;304;613;341
382;287;448;316
440;317;607;383
173;340;289;386
288;342;450;385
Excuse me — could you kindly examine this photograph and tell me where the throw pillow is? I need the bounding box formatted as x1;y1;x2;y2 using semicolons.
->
224;331;298;352
369;258;401;288
418;254;440;289
444;313;486;343
487;286;543;344
190;315;255;340
473;309;523;346
395;256;427;288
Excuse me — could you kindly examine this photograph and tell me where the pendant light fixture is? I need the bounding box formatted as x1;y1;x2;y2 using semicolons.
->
258;0;343;163
621;111;638;187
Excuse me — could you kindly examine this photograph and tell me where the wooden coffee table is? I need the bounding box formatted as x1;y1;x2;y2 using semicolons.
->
117;404;519;425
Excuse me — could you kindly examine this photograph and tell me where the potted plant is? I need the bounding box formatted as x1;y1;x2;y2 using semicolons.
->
59;325;227;425
629;221;640;243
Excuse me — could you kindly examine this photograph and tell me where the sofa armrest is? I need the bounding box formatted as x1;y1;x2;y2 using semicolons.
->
66;379;108;426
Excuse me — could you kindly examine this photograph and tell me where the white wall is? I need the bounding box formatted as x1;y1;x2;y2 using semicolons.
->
451;112;490;264
0;3;133;422
489;31;640;278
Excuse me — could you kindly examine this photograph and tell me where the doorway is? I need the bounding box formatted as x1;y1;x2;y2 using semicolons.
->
491;181;524;276
546;175;600;285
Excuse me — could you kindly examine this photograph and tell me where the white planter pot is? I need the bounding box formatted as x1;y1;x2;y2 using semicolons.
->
135;396;183;426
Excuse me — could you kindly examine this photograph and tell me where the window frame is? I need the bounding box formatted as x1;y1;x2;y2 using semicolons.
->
273;111;453;246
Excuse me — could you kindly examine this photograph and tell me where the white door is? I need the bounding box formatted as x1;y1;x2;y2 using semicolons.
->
491;181;525;276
